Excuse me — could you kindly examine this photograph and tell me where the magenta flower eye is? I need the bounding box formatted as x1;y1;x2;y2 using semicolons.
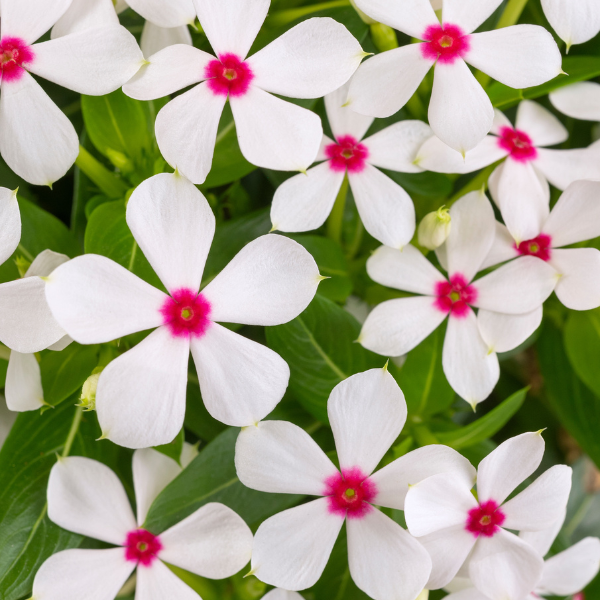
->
325;135;370;174
465;500;506;538
160;288;212;338
498;126;538;162
324;467;378;520
421;24;470;64
205;53;254;97
515;234;552;261
434;273;477;318
0;37;34;83
124;529;163;566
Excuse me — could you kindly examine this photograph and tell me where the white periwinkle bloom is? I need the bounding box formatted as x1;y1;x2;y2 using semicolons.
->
123;0;365;184
550;81;600;122
271;82;432;249
347;0;562;153
540;0;600;51
358;191;558;407
0;0;144;185
31;450;252;600
236;367;478;600
405;432;572;600
44;173;321;449
417;100;600;243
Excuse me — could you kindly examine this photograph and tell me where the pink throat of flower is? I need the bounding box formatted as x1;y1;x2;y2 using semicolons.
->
434;273;477;318
325;135;369;173
466;500;506;538
205;53;254;97
324;467;377;520
160;288;212;339
421;24;470;64
497;126;538;162
515;233;552;261
0;37;34;83
125;529;162;566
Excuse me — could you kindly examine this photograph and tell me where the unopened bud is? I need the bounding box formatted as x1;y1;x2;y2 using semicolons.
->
106;148;135;174
15;256;31;278
418;207;451;250
78;368;103;412
370;23;398;51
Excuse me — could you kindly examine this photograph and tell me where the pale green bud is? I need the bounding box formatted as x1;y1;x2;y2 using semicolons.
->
78;368;103;412
418;207;452;250
370;23;398;52
106;148;135;174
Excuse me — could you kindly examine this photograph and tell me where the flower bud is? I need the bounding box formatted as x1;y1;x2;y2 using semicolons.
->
418;207;452;250
78;368;103;412
370;23;398;51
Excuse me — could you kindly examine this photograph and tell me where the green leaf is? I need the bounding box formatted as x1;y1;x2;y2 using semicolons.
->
265;295;383;422
386;170;453;199
144;428;300;533
564;309;600;398
154;427;185;464
435;388;528;450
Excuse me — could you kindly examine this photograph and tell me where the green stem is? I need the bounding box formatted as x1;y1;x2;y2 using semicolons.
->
448;161;501;204
564;494;594;537
62;407;83;458
327;175;349;245
413;424;439;446
346;218;364;260
75;146;129;200
268;0;350;26
16;243;34;262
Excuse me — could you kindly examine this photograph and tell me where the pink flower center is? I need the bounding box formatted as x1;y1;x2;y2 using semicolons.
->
466;500;506;538
515;233;552;261
497;127;538;163
421;24;470;64
325;135;369;173
0;37;34;83
124;529;162;566
160;288;212;339
324;467;378;520
205;53;254;97
434;273;477;318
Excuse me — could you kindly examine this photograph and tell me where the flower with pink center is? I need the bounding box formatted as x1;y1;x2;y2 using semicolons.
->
497;126;538;162
236;367;478;599
405;432;573;600
0;37;35;82
124;0;366;185
45;172;322;449
359;190;558;407
32;449;252;600
515;234;552;261
271;81;432;249
348;0;561;154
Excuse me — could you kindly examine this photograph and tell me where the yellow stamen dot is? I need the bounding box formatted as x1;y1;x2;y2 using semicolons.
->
223;68;237;80
439;34;453;48
181;308;193;320
345;488;356;498
450;291;460;302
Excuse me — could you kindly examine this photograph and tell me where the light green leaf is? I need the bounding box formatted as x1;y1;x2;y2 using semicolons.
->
564;309;600;398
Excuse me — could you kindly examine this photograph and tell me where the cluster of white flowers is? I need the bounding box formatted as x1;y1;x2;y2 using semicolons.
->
1;0;600;599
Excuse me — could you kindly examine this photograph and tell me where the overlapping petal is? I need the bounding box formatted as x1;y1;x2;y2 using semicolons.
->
550;248;600;310
442;0;503;34
352;0;438;38
515;100;568;147
5;351;44;411
140;22;192;59
136;559;201;600
0;188;20;266
127;0;195;29
325;82;374;142
51;0;119;39
535;147;600;191
550;82;600;121
540;0;600;47
477;308;543;353
0;0;72;44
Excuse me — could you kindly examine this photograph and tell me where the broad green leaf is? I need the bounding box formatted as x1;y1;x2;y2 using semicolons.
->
265;295;383;422
154;427;185;464
184;381;227;443
144;428;300;533
564;309;600;398
386;170;453;199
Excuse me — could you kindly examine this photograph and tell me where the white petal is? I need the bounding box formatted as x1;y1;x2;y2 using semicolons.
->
0;0;71;43
0;188;20;265
133;449;182;526
515;100;568;147
235;420;338;496
30;26;144;95
0;72;79;186
540;0;600;46
231;88;322;172
490;108;514;134
347;44;433;118
155;83;227;184
352;0;438;38
347;508;432;600
5;351;44;411
502;465;572;531
191;323;288;426
136;559;201;600
349;163;416;249
270;163;344;233
442;0;502;33
123;45;213;101
48;456;136;545
550;81;600;121
477;307;543;353
251;498;344;590
96;327;189;449
536;146;600;191
551;248;600;310
519;509;565;557
31;548;135;600
446;190;495;282
468;530;544;600
476;431;545;505
262;590;305;600
428;60;494;154
479;222;519;271
193;0;268;59
127;0;195;28
0;277;65;353
248;18;363;99
325;81;374;141
45;255;167;344
443;309;500;406
141;22;193;59
538;537;600;596
466;26;562;89
360;296;447;357
371;445;476;511
126;173;215;294
329;368;407;475
367;244;445;295
51;0;119;39
160;503;253;578
363;120;433;173
202;234;319;326
25;249;69;278
405;472;478;537
48;334;73;352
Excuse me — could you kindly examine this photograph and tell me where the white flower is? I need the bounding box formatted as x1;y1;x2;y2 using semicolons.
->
0;0;144;185
347;0;562;153
404;432;573;600
418;207;452;251
358;191;558;407
31;450;252;600
236;367;478;600
271;82;431;249
540;0;600;50
417;100;600;243
123;0;366;184
44;172;321;449
550;81;600;122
